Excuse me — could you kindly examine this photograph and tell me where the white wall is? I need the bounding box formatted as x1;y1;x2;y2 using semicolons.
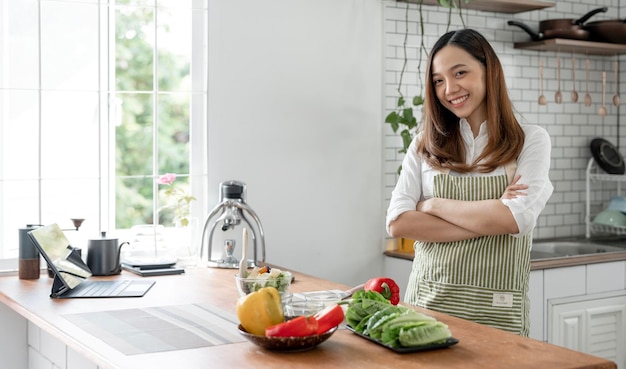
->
207;0;385;286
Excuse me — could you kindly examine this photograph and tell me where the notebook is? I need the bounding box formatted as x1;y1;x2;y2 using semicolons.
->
28;224;155;298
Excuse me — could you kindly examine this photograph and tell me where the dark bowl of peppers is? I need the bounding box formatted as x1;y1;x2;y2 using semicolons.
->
238;324;337;352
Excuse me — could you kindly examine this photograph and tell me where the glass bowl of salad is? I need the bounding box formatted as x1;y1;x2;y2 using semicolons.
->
234;266;292;297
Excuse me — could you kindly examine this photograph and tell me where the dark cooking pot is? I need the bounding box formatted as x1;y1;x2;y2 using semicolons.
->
585;19;626;44
508;7;607;42
539;7;607;33
508;20;589;41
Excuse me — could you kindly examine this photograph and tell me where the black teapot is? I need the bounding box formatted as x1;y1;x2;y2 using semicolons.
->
86;232;129;276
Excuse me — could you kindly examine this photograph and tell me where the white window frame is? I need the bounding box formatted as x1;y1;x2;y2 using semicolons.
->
0;0;209;270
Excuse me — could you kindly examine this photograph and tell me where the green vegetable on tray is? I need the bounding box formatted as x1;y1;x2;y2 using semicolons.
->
346;290;452;348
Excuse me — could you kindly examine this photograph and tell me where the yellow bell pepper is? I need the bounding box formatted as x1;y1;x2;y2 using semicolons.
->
236;286;284;336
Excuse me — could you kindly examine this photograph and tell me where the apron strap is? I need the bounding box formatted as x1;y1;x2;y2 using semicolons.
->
504;161;517;185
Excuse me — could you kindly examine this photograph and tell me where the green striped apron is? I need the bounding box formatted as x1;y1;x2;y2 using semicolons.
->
404;163;531;336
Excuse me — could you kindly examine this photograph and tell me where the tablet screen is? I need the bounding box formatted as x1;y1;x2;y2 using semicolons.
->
28;224;91;289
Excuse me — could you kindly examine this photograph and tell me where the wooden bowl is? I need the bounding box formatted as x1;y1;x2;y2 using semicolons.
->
237;324;337;352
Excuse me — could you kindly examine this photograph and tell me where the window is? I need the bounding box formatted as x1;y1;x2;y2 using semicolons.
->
0;0;208;262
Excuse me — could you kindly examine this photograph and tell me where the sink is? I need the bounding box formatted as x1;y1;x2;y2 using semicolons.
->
531;241;626;260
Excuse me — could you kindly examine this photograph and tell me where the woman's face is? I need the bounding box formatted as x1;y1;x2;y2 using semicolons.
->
431;45;486;127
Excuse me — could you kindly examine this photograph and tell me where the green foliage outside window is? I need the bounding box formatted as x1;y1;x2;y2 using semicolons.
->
114;5;192;228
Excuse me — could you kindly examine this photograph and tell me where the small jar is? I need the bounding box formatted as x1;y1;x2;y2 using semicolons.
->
18;225;41;280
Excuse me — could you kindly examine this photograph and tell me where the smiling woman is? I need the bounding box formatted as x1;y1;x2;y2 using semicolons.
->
387;29;554;337
0;0;209;260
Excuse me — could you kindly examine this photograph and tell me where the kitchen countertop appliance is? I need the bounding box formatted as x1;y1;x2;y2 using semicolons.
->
200;180;265;268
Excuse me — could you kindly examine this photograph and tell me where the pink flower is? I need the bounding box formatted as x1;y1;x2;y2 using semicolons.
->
157;173;177;185
156;173;196;227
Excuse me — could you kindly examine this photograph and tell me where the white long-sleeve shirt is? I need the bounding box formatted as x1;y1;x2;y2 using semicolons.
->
386;118;554;237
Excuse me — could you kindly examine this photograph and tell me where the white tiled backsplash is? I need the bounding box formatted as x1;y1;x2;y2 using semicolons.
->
383;0;625;240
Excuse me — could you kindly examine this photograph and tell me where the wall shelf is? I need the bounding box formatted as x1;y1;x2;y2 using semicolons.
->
397;0;554;14
514;38;626;55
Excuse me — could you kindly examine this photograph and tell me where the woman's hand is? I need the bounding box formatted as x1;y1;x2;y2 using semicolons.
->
416;198;431;213
500;175;529;200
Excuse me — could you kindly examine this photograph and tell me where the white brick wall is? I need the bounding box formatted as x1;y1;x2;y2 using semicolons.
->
382;0;626;240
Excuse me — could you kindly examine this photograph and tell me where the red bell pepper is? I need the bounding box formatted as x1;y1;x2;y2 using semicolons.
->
265;316;319;337
313;304;345;334
364;277;400;305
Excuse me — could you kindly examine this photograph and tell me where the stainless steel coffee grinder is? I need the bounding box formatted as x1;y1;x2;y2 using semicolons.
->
200;180;265;268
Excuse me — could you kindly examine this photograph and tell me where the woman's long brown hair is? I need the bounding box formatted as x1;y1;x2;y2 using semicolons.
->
417;29;524;173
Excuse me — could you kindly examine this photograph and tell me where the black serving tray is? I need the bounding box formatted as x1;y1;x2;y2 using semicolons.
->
346;325;459;353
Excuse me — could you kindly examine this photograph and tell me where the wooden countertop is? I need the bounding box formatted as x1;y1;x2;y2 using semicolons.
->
0;267;617;369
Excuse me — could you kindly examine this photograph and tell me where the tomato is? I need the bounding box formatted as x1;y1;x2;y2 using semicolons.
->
265;316;319;337
313;304;344;334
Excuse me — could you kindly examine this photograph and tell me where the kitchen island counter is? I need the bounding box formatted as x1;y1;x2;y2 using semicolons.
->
0;267;617;369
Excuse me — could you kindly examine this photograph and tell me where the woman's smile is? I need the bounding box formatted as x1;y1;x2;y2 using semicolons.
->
449;94;469;106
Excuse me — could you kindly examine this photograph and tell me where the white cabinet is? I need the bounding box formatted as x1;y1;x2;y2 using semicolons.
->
0;301;98;369
0;302;27;369
549;293;626;369
529;270;544;341
540;261;626;369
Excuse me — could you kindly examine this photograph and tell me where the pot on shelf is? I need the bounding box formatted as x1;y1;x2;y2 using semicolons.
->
508;20;588;41
585;18;626;44
508;7;607;41
538;7;607;33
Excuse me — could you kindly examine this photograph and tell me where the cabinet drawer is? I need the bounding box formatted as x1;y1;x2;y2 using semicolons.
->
587;261;626;294
545;266;586;300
